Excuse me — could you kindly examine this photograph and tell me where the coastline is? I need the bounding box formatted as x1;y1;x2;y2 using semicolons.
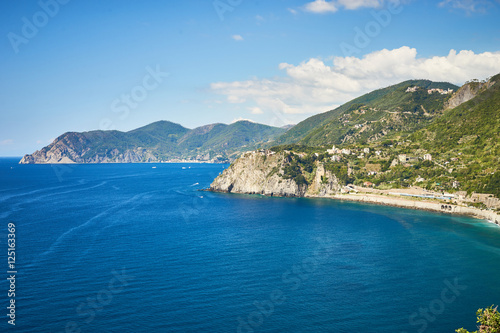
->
314;193;500;226
208;188;500;226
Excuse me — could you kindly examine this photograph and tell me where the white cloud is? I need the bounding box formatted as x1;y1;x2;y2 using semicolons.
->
336;0;385;10
249;107;264;114
231;117;255;123
210;47;500;117
232;34;244;41
288;8;298;14
0;139;13;146
303;0;338;13
438;0;498;13
302;0;401;13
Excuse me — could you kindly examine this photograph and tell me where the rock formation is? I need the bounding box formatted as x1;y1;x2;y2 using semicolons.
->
210;151;342;197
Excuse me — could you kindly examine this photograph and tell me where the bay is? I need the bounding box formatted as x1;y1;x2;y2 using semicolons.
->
1;157;499;332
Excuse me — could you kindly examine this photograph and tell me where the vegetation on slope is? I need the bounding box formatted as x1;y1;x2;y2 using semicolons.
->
24;120;286;163
275;80;458;146
456;305;500;333
267;74;499;201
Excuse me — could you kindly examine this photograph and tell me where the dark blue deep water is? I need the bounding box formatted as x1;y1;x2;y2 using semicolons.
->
1;157;499;332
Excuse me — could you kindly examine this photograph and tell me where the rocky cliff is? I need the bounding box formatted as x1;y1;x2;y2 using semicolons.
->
445;78;496;109
19;120;286;164
209;151;342;197
19;133;169;164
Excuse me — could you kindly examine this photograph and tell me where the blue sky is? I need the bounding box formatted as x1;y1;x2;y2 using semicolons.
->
1;0;500;156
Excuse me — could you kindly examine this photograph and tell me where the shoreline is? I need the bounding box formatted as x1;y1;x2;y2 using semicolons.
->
208;188;500;226
315;193;500;226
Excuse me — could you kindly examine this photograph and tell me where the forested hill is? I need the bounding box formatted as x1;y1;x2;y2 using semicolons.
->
19;120;285;164
275;79;459;146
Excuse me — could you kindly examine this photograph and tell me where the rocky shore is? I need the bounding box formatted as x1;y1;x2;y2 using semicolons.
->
209;150;500;226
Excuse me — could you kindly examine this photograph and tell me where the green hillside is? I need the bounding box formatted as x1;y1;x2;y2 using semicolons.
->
275;80;458;146
266;74;499;200
410;73;500;196
21;120;285;163
177;121;285;160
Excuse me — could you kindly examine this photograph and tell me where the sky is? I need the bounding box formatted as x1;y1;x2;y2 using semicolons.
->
1;0;500;156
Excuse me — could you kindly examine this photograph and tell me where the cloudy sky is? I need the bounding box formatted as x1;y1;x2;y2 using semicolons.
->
1;0;500;156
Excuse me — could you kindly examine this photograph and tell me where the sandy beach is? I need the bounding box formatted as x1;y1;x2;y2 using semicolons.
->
308;192;500;226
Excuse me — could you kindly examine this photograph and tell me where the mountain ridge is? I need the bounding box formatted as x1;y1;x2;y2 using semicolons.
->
19;120;285;164
210;73;500;212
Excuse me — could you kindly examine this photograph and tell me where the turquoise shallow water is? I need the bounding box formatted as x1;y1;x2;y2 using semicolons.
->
0;157;499;332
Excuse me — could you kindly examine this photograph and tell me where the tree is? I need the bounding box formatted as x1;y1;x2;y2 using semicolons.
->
456;305;500;333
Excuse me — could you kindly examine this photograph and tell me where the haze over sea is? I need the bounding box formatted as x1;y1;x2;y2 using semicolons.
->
1;157;499;332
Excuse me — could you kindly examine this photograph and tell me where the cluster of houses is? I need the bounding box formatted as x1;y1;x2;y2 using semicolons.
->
427;88;454;95
397;153;432;163
326;146;381;162
405;86;454;95
325;146;435;167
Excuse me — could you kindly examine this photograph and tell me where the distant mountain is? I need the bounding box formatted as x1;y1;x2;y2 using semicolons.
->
280;124;295;131
275;80;459;146
19;120;285;164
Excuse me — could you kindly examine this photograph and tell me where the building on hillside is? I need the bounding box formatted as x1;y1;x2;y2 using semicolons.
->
423;154;432;161
406;86;418;93
427;88;454;95
399;154;418;164
363;181;374;187
416;176;425;183
363;148;370;154
342;149;351;155
331;155;342;162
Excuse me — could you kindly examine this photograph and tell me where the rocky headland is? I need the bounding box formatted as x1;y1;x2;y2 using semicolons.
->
210;150;500;225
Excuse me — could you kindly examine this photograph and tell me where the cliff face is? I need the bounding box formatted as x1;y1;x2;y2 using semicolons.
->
20;120;286;164
19;133;162;164
446;79;495;109
210;151;342;197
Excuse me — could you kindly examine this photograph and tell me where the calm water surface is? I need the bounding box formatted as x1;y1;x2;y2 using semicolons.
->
0;157;499;332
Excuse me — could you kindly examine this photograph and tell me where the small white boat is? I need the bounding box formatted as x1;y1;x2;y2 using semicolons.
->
152;166;157;169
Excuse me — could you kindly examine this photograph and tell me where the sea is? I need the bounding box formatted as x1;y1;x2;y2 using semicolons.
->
0;157;499;333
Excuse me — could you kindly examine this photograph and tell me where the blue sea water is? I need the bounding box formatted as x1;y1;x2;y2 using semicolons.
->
0;157;499;332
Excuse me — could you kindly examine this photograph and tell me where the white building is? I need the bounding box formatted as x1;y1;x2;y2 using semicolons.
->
423;154;432;161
